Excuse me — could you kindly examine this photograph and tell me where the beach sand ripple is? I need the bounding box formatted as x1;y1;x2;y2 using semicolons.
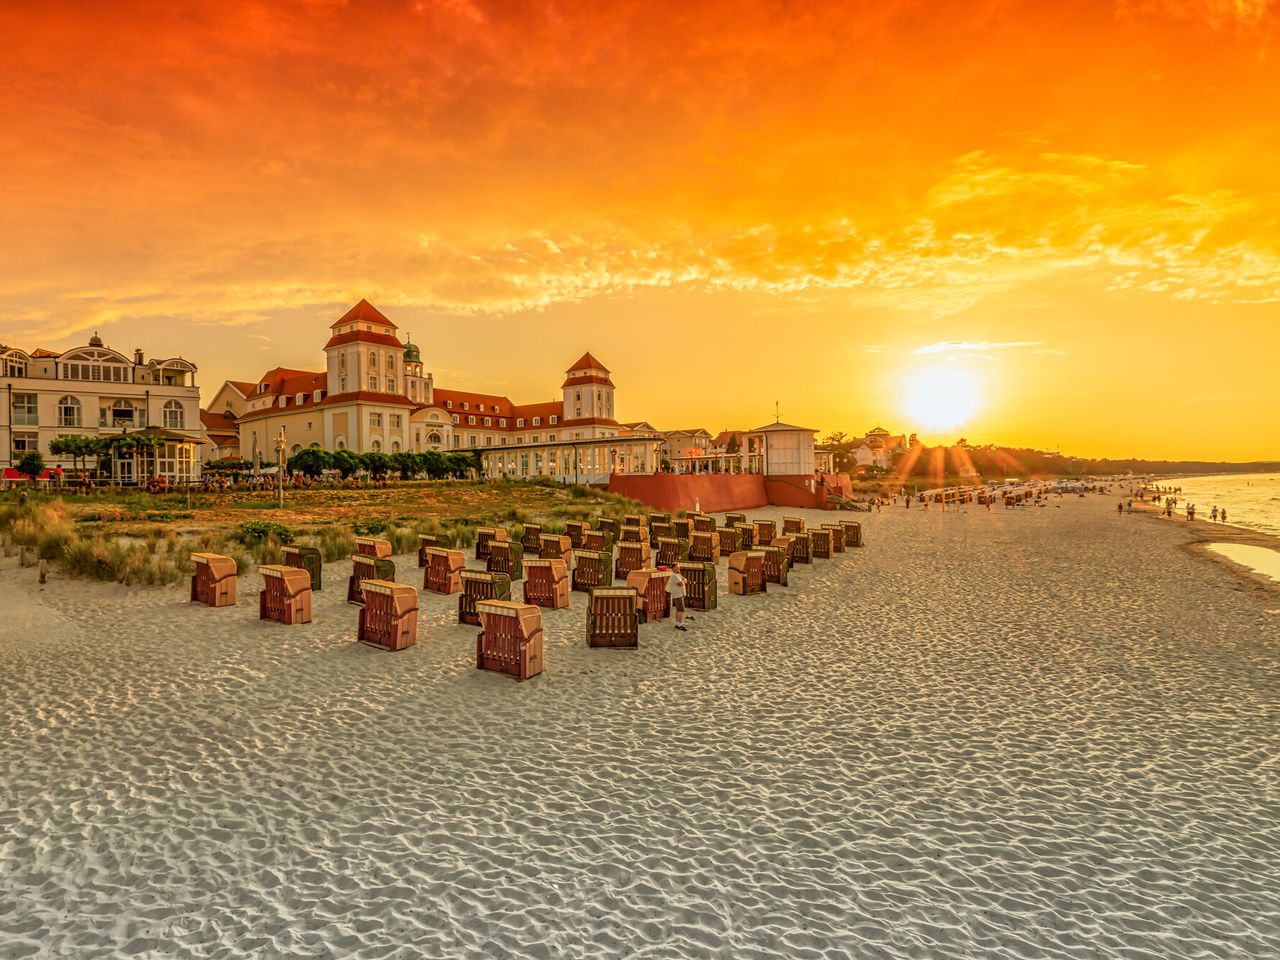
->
1;497;1277;958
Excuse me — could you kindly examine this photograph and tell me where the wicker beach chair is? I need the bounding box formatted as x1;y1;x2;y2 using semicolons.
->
614;541;651;580
475;527;508;562
357;580;418;651
347;554;395;604
355;536;393;559
422;547;466;594
626;568;671;623
655;536;690;567
487;541;524;581
258;564;312;624
190;553;237;607
476;600;544;680
282;545;322;591
677;561;717;611
572;549;613;591
586;587;640;648
728;550;767;596
523;559;570;609
458;570;513;625
688;530;720;564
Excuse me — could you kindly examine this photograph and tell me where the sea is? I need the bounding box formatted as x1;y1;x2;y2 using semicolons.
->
1160;472;1280;537
1157;472;1280;584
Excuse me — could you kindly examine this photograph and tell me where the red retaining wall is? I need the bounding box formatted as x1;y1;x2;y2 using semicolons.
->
607;474;768;513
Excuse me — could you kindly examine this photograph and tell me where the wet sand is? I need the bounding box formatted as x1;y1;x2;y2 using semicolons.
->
1;495;1277;959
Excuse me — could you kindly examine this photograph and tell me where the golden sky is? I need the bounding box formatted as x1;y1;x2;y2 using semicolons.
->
2;0;1278;460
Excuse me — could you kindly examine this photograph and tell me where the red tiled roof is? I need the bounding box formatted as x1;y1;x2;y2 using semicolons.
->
199;409;238;436
323;330;403;350
565;351;608;374
561;372;614;388
319;391;416;408
511;400;564;421
228;381;257;397
331;298;396;330
432;388;516;418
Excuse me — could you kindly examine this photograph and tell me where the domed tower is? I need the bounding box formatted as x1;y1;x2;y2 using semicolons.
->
403;335;432;405
562;352;614;422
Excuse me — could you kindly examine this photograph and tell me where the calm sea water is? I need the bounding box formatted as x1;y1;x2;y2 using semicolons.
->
1160;472;1280;537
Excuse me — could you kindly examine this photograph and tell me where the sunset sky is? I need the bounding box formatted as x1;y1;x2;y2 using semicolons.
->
2;0;1278;460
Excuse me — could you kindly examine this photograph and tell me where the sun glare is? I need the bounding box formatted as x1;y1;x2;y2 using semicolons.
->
902;366;981;433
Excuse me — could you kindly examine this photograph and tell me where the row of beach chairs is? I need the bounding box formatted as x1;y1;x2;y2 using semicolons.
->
188;511;866;682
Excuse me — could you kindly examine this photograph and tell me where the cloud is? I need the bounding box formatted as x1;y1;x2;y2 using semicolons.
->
913;341;1043;355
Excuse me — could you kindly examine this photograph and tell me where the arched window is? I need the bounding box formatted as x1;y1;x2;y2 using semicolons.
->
58;396;82;427
336;439;346;450
291;443;302;454
163;400;184;429
309;442;321;449
391;440;400;452
369;351;377;368
371;439;382;452
427;432;442;444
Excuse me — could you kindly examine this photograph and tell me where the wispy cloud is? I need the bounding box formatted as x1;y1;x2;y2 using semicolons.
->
913;340;1043;355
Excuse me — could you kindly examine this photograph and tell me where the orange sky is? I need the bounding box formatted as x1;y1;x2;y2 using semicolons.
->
2;0;1278;460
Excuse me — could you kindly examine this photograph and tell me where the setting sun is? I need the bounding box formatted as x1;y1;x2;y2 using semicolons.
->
902;367;981;434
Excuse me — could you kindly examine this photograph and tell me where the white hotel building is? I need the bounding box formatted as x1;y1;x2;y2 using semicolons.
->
0;334;203;483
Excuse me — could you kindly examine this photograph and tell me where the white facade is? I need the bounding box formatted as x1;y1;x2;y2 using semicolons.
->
1;337;202;481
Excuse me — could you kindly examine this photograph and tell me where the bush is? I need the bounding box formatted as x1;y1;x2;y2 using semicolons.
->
235;521;295;545
314;525;357;562
352;518;388;536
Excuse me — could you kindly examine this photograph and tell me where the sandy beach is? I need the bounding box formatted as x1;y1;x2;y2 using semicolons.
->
2;494;1277;959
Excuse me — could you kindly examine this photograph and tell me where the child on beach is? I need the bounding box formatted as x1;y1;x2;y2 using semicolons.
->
663;565;689;632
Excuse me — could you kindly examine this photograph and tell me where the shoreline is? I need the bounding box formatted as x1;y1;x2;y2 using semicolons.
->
1133;498;1280;597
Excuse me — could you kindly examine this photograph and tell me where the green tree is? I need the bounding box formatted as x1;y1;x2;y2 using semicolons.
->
288;447;331;478
17;451;45;481
330;449;361;478
362;451;392;479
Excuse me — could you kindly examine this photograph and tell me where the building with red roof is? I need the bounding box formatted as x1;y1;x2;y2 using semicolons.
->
204;299;662;479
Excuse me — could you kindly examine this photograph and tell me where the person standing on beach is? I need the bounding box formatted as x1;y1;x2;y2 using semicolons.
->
665;565;689;632
1211;506;1219;522
1221;507;1228;523
1118;501;1124;515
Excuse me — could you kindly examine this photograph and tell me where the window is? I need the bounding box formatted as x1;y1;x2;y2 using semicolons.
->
499;419;506;428
369;351;377;368
500;437;507;445
369;376;378;391
12;393;37;426
468;416;476;425
451;414;459;424
428;432;442;444
339;354;346;369
336;440;346;450
469;434;477;447
483;417;491;426
390;414;402;428
533;417;541;426
484;436;493;446
306;421;313;430
12;433;38;454
391;440;400;452
576;406;582;418
387;355;395;370
446;401;453;408
532;435;540;443
463;402;469;410
295;393;304;405
370;412;383;427
371;439;381;452
516;437;524;444
575;391;581;401
387;377;396;394
3;355;27;377
550;416;557;425
516;418;525;427
163;399;184;430
55;396;81;427
453;435;460;448
291;443;302;454
340;376;347;392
